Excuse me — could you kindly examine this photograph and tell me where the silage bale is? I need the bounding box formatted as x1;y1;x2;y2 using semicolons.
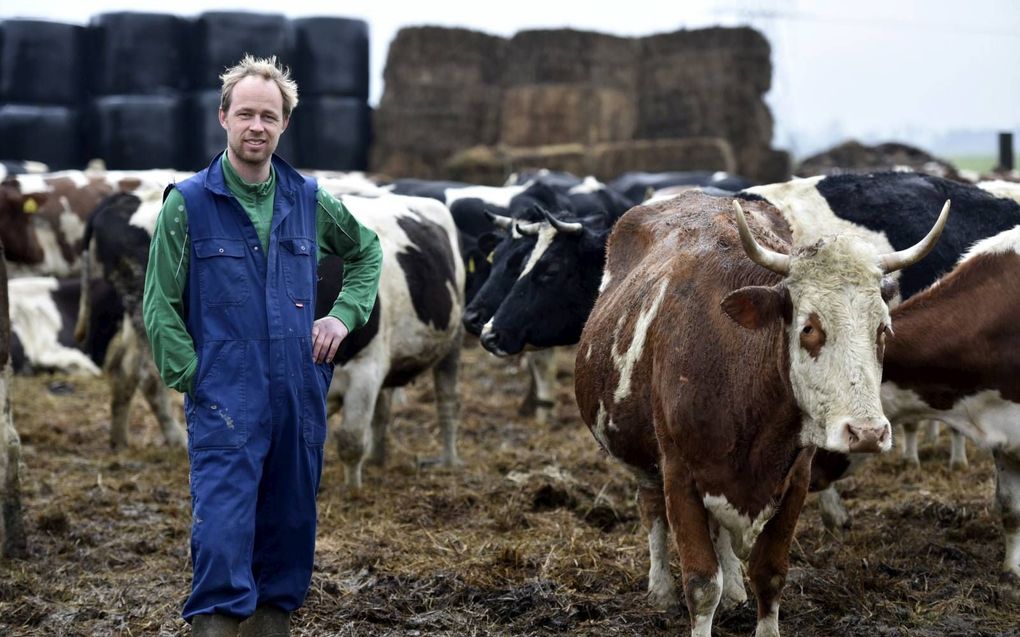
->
0;104;83;169
191;12;291;89
88;12;189;95
0;20;86;105
290;17;369;99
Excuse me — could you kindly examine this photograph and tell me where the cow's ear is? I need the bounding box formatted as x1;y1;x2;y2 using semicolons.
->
477;232;501;255
721;284;791;330
880;276;899;303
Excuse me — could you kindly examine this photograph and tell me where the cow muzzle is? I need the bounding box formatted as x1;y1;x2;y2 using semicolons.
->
842;417;892;453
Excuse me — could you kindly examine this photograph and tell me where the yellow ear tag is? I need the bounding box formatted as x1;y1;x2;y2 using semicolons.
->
23;198;39;214
487;251;494;264
467;257;475;274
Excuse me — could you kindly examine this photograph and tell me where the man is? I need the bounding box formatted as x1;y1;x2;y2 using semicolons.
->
142;55;382;637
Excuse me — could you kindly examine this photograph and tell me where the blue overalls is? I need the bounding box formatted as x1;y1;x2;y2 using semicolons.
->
176;154;332;620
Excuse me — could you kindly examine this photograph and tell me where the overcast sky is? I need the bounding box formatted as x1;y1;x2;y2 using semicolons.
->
3;0;1017;157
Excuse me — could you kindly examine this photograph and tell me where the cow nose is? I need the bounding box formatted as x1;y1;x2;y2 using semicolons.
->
845;419;892;453
462;309;484;335
480;331;503;356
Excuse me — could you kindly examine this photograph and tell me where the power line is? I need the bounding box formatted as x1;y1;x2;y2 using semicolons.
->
712;6;1020;38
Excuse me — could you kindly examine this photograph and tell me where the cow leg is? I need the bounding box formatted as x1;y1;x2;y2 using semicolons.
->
661;455;721;637
519;349;557;424
139;357;186;448
817;484;851;534
335;369;384;490
1;364;26;558
367;388;393;467
993;448;1020;598
636;483;679;610
948;428;968;470
747;448;813;637
713;524;748;610
922;419;941;445
104;320;141;450
431;327;463;468
900;421;921;466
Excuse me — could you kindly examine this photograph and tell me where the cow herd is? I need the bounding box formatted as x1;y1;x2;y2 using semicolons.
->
1;160;1018;635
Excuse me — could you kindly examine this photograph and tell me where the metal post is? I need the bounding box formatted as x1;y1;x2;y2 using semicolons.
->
999;132;1014;172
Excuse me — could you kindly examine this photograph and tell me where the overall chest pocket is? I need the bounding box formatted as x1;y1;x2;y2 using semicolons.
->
280;237;316;304
194;238;249;306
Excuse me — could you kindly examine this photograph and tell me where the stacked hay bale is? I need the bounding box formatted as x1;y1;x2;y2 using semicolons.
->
371;27;506;179
374;25;790;184
796;140;965;182
635;27;787;183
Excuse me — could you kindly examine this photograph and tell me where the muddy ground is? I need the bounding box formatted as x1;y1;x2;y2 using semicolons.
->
1;345;1017;636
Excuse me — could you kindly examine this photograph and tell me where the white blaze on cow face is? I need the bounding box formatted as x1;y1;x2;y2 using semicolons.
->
517;223;557;281
783;236;893;453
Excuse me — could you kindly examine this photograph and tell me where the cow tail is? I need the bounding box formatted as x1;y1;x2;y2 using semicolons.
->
74;218;95;345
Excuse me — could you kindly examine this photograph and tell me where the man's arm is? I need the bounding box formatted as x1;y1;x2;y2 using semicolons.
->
142;188;198;394
313;188;383;363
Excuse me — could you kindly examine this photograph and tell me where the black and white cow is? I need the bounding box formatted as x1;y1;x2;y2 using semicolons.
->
387;178;580;422
608;170;755;207
321;193;465;488
8;276;122;376
78;187;187;449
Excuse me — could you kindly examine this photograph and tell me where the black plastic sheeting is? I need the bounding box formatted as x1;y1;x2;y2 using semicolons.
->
293;96;371;171
0;20;86;104
0;104;83;169
88;95;186;169
88;12;189;95
290;17;369;99
191;12;291;89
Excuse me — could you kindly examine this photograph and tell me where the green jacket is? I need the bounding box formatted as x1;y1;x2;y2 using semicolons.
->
142;153;383;394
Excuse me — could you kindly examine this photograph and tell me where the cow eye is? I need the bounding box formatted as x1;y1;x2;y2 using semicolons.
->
802;324;813;335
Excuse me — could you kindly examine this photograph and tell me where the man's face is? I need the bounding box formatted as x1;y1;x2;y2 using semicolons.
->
219;76;289;167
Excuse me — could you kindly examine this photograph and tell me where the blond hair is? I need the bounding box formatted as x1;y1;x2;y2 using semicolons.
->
219;54;299;118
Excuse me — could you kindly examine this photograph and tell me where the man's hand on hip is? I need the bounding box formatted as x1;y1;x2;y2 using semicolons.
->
312;316;349;364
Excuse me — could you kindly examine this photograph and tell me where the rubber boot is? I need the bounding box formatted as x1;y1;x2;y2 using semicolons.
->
192;614;242;637
238;605;291;637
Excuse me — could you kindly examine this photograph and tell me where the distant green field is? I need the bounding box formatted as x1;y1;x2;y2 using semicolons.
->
948;155;999;172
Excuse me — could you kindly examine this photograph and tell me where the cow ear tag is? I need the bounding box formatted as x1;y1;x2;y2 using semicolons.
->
23;198;39;214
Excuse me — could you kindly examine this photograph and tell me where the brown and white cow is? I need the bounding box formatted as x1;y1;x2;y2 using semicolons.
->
574;190;948;636
5;168;192;278
881;226;1020;597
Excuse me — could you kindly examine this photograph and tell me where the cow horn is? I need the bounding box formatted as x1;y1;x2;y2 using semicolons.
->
732;200;790;275
485;210;514;230
877;200;951;273
541;208;582;235
515;221;542;236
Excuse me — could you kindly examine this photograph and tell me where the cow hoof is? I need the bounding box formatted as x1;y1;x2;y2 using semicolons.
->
719;587;748;611
949;458;969;471
647;588;680;612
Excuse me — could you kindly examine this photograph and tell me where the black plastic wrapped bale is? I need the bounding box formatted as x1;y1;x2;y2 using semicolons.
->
293;96;370;170
290;17;369;99
191;12;291;89
0;104;82;169
0;20;86;105
89;95;185;169
88;12;189;95
187;89;296;170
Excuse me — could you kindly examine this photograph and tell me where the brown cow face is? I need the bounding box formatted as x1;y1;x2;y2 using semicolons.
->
724;235;893;454
0;181;46;265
